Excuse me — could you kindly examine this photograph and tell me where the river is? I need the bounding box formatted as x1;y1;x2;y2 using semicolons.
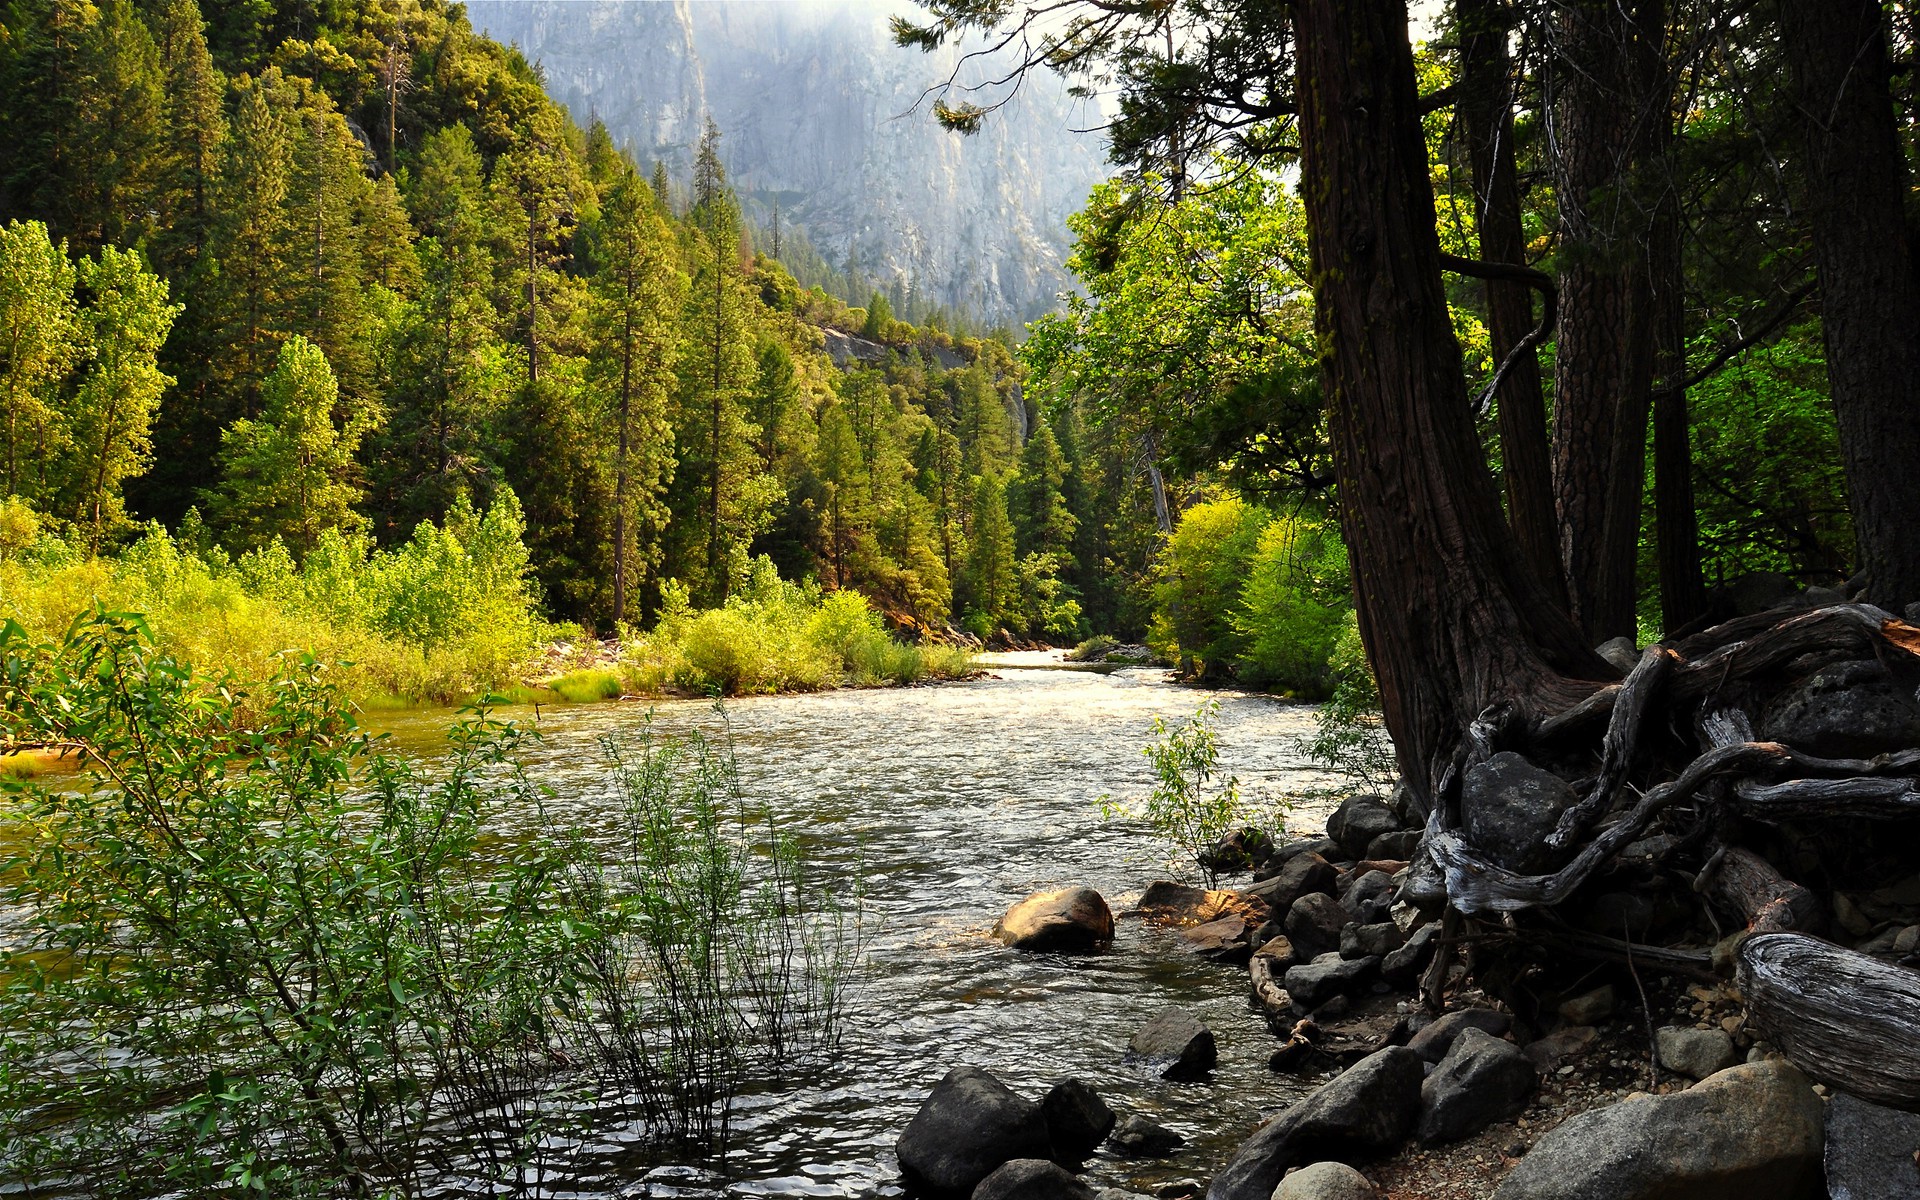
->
370;653;1357;1198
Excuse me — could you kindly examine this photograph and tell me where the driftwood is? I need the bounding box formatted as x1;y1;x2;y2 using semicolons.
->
1704;847;1824;935
1738;932;1920;1111
1249;955;1292;1025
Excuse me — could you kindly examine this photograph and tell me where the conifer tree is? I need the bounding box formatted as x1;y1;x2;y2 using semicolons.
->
207;71;296;416
964;472;1016;628
1009;416;1076;560
0;221;82;506
148;0;225;278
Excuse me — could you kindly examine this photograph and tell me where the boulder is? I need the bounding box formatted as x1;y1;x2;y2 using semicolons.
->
1127;1007;1217;1080
1285;953;1379;1010
1408;1008;1512;1064
1110;1114;1183;1157
1825;1090;1920;1200
896;1066;1053;1196
1326;794;1401;860
1340;870;1397;921
1461;753;1579;875
992;888;1115;953
1254;934;1300;969
1340;922;1406;961
1489;1060;1824;1200
1760;660;1920;759
1381;924;1438;987
1094;1191;1157;1200
1274;1162;1381;1200
1205;1047;1424;1200
1365;829;1422;862
971;1159;1096;1200
1656;1026;1738;1081
1258;838;1341;880
1042;1078;1116;1160
1286;893;1350;960
1136;881;1264;926
1248;854;1339;912
1417;1028;1538;1145
1182;915;1254;962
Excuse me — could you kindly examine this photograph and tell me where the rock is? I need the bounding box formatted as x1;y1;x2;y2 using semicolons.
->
1804;584;1846;607
1391;779;1428;827
1042;1079;1115;1160
1365;829;1422;861
1418;1028;1538;1145
1488;1060;1824;1200
1760;659;1920;760
1460;753;1580;875
1340;870;1397;921
1408;1008;1512;1063
972;1159;1096;1200
1273;1161;1381;1200
1110;1114;1183;1157
1825;1090;1920;1200
1286;893;1350;960
1326;794;1401;860
1524;1025;1598;1071
1557;984;1616;1026
1340;921;1406;960
1136;881;1263;926
1248;854;1339;912
1895;925;1920;956
1254;935;1300;969
992;888;1115;953
1259;837;1341;878
1286;953;1379;1010
1127;1007;1217;1080
1205;1047;1424;1200
1596;636;1640;674
1381;924;1438;987
896;1066;1053;1196
1093;1191;1157;1200
1181;915;1254;962
1655;1026;1737;1081
1200;827;1272;875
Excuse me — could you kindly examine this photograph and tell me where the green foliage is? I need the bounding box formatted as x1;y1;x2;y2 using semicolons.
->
1300;614;1397;790
1105;698;1278;886
1234;513;1349;696
1149;495;1268;675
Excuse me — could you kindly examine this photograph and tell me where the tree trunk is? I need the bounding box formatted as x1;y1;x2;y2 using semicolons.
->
1776;0;1920;609
1548;0;1665;644
1293;0;1607;789
1651;203;1707;632
1457;0;1565;613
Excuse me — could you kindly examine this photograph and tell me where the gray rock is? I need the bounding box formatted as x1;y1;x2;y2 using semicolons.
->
1364;829;1422;862
1199;827;1272;875
1042;1078;1115;1160
1254;934;1300;970
971;1158;1096;1200
1524;1025;1598;1072
1596;636;1640;674
1489;1060;1824;1200
1656;1026;1738;1080
1127;1007;1216;1080
1417;1028;1538;1145
1286;952;1379;1010
1557;984;1616;1026
1259;838;1341;878
897;1066;1052;1196
1460;753;1579;874
1408;1008;1512;1064
1340;870;1397;921
1340;922;1406;961
1286;893;1350;961
1907;600;1920;626
1326;794;1401;860
1381;924;1438;987
1825;1090;1920;1200
1895;925;1920;956
1249;854;1339;912
1760;660;1920;760
1273;1161;1381;1200
1205;1047;1424;1200
992;888;1115;953
1804;585;1846;607
1110;1114;1183;1158
1390;779;1428;828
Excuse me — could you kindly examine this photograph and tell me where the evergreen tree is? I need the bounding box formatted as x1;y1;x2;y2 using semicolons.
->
955;360;1012;476
0;221;82;506
964;472;1016;629
148;0;226;278
1009;416;1076;560
285;95;376;405
206;70;296;416
816;398;869;589
491;109;578;385
862;290;892;340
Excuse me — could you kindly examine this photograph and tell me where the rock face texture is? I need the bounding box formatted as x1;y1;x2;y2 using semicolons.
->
1205;1047;1424;1200
466;0;1108;323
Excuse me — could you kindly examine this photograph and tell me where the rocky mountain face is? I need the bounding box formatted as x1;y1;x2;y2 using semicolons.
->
465;0;1111;324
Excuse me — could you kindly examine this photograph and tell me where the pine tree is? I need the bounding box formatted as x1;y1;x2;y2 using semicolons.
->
207;70;296;417
816;398;869;588
285;95;376;405
964;473;1016;629
0;220;82;505
491;109;577;384
148;0;225;278
1009;416;1076;560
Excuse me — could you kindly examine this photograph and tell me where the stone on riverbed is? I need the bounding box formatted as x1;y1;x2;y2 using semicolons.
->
1656;1026;1738;1080
896;1066;1052;1196
1825;1090;1920;1200
1182;914;1255;962
1408;1007;1511;1063
1489;1059;1824;1200
1205;1046;1424;1200
991;888;1114;952
1340;921;1405;960
1110;1114;1184;1157
1274;1162;1381;1200
1417;1028;1537;1145
1041;1078;1115;1160
1326;793;1401;860
1135;881;1266;926
1286;952;1379;1010
1127;1006;1217;1080
1286;892;1350;960
970;1158;1095;1200
1248;853;1339;912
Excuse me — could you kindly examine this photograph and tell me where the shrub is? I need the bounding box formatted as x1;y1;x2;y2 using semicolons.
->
1149;496;1268;676
1105;698;1283;886
1235;513;1349;697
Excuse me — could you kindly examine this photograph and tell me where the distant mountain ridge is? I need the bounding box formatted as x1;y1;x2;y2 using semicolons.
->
464;0;1111;324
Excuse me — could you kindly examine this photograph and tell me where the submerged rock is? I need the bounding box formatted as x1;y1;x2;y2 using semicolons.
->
992;888;1114;952
971;1158;1095;1200
1127;1006;1217;1080
895;1066;1051;1196
1110;1114;1183;1157
1205;1046;1424;1200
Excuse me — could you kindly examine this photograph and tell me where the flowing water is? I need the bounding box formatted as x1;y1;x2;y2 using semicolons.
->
373;653;1357;1198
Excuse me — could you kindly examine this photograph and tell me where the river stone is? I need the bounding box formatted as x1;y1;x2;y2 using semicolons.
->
1042;1078;1116;1160
1461;752;1579;875
1557;984;1616;1026
1381;924;1438;987
1286;893;1350;960
1326;794;1400;860
1826;1090;1920;1200
971;1158;1096;1200
1136;881;1264;926
1657;1026;1738;1080
1254;934;1300;970
1110;1114;1183;1157
1340;870;1397;921
896;1066;1052;1196
1340;921;1406;961
1249;854;1339;912
1182;915;1255;961
1274;1161;1381;1200
1488;1059;1825;1200
1365;829;1422;862
1094;1191;1157;1200
1127;1006;1217;1080
992;888;1114;952
1760;659;1920;759
1258;838;1341;881
1408;1007;1512;1063
1205;1046;1424;1200
1418;1027;1538;1145
1286;953;1379;1010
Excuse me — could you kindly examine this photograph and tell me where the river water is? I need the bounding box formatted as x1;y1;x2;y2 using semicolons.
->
372;654;1356;1198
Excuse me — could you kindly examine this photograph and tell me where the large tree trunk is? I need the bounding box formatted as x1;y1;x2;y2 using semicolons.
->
1548;0;1667;644
1776;0;1920;609
1457;0;1566;613
1293;0;1607;790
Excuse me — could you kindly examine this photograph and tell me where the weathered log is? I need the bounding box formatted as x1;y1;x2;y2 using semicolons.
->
1249;956;1292;1024
1733;774;1920;820
1526;927;1718;982
1548;645;1676;850
1738;931;1920;1111
1704;847;1824;935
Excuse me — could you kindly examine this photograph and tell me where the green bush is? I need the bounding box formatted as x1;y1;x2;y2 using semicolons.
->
1104;698;1284;885
1148;495;1268;676
1235;513;1349;697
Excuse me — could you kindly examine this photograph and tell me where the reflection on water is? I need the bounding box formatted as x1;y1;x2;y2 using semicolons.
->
369;659;1353;1197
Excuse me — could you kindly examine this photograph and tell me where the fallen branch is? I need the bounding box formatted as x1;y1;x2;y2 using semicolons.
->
1739;932;1920;1111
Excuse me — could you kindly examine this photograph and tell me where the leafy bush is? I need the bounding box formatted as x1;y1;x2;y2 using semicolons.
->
1149;496;1268;676
1235;513;1349;697
1105;698;1282;885
1300;613;1397;790
1068;633;1119;662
